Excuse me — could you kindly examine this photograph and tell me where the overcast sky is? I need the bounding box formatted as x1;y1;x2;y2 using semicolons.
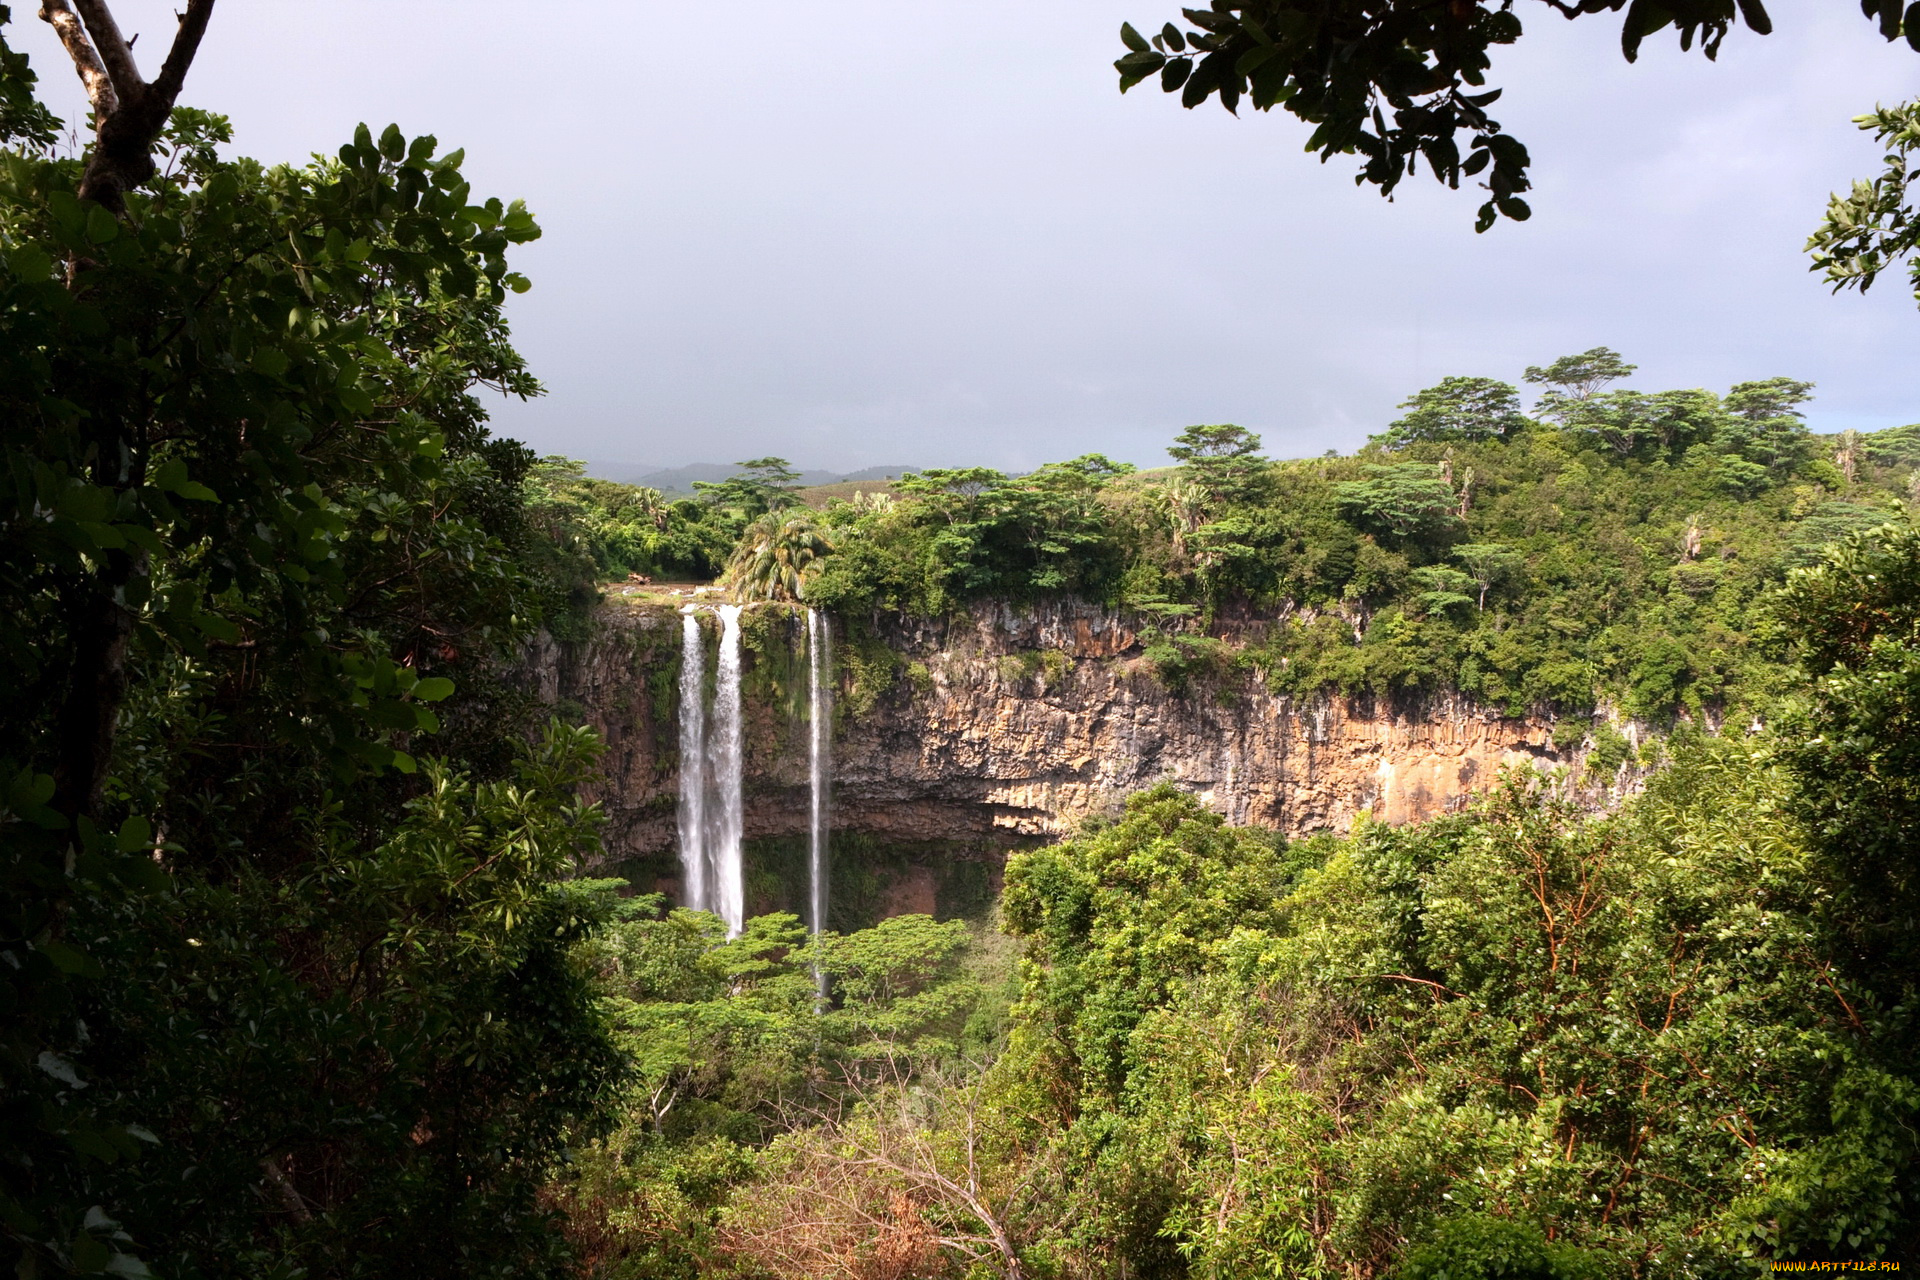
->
12;2;1919;474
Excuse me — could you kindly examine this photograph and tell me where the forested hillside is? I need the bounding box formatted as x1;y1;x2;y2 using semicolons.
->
553;353;1919;726
552;525;1920;1275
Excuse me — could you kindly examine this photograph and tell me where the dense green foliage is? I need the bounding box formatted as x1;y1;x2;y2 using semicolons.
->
1807;101;1920;308
989;760;1892;1274
526;457;732;582
566;518;1920;1278
10;5;1919;1276
799;361;1915;724
806;455;1138;615
522;456;824;584
550;903;1008;1277
945;521;1920;1276
0;18;625;1276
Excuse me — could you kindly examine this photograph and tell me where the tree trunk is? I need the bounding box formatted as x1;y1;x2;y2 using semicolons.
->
32;0;214;818
51;560;135;823
79;92;165;212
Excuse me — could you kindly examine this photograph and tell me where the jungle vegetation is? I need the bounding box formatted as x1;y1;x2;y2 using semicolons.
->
548;349;1920;724
0;6;628;1274
554;520;1920;1276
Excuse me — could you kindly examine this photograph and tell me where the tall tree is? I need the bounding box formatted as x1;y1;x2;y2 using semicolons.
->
1;7;625;1275
1168;422;1270;504
1523;346;1637;413
693;456;803;526
1375;375;1530;447
36;0;213;211
1334;462;1459;540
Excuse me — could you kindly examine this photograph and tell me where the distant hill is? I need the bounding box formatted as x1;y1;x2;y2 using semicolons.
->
837;465;916;483
597;462;920;495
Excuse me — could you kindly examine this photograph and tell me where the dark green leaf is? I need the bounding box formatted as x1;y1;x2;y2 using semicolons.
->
85;205;118;245
115;815;152;853
36;1052;85;1088
71;1231;111;1270
9;242;52;282
412;676;456;702
40;940;103;978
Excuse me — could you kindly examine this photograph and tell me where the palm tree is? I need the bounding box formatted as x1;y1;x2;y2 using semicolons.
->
725;512;834;602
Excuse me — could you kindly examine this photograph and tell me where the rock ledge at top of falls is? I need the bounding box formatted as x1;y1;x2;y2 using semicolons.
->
530;596;1611;865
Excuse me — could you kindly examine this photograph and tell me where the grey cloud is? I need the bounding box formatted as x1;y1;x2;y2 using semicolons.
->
13;0;1915;473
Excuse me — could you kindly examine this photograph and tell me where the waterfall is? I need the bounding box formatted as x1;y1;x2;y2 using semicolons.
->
806;609;832;939
707;604;746;937
676;609;708;913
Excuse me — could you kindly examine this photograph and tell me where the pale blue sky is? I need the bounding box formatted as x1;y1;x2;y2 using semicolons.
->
12;1;1918;473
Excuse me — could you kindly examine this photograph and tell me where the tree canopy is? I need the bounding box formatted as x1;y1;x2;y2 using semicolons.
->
790;350;1917;725
1;7;625;1274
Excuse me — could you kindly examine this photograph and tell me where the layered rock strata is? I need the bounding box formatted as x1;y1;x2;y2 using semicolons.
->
533;597;1583;865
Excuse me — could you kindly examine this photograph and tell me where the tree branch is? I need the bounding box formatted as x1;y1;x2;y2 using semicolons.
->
44;0;220;211
36;0;118;115
70;0;143;105
151;0;215;105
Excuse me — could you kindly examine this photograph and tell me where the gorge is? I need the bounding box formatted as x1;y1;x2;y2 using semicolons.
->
531;593;1619;917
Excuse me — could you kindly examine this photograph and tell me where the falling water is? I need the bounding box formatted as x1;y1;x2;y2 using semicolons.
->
676;609;708;913
806;609;832;939
707;604;746;937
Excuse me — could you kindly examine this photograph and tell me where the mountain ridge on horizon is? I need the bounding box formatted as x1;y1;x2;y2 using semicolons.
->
589;461;919;494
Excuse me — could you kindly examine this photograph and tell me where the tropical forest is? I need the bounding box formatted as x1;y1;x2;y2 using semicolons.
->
4;1;1920;1278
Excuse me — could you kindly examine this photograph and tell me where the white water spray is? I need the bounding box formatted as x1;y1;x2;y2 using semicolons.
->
676;609;708;913
707;604;746;936
806;609;832;940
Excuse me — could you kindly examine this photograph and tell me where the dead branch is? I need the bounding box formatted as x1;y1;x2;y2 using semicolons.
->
725;1060;1049;1279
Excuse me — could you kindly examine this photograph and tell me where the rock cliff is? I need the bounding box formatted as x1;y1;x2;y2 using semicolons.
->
532;595;1590;867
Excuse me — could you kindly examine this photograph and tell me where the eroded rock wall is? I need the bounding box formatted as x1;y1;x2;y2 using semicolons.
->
537;597;1579;864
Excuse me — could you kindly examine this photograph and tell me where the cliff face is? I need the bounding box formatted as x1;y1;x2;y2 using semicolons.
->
535;596;1583;865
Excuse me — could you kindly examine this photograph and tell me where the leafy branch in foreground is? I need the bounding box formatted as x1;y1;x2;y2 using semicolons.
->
1116;0;1917;230
1809;100;1920;303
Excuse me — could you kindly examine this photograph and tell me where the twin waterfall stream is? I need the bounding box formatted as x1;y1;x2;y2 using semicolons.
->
675;605;831;941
